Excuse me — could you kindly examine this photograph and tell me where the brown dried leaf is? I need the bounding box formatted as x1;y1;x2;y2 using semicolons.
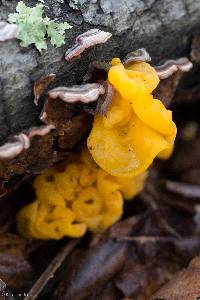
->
55;217;141;300
150;256;200;300
88;282;121;300
55;240;127;300
0;234;32;289
115;261;166;300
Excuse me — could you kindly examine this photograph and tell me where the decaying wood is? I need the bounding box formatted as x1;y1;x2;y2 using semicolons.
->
0;0;199;195
0;0;200;142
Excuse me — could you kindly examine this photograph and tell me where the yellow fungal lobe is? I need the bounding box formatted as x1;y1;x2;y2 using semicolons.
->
17;58;176;240
88;58;176;177
17;149;146;239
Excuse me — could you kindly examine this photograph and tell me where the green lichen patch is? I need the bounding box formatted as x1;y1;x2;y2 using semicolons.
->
8;1;72;52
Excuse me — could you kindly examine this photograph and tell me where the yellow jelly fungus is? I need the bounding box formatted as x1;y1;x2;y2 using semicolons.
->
17;149;147;240
87;59;177;177
17;58;176;240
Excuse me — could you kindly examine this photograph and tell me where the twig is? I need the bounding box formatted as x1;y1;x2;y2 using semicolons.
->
117;235;176;243
164;180;200;199
24;239;80;300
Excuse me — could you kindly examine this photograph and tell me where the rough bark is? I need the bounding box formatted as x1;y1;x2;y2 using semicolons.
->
0;0;200;196
0;0;200;142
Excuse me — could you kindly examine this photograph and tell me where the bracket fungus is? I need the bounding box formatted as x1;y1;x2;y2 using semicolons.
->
122;48;151;65
0;125;55;160
48;83;105;104
65;29;112;61
16;53;193;240
154;58;193;79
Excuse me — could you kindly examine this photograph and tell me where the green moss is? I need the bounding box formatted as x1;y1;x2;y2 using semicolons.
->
8;1;72;52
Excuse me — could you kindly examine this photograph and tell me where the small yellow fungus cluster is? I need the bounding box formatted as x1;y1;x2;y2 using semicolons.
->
17;149;147;239
17;58;176;240
88;59;176;177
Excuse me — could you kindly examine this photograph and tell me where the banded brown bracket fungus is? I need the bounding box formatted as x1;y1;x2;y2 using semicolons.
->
65;29;112;61
0;125;55;160
48;83;105;104
17;149;147;239
0;21;19;42
122;48;151;65
155;58;193;79
34;74;56;106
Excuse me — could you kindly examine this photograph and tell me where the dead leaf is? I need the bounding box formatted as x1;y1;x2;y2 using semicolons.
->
150;256;200;300
0;234;32;289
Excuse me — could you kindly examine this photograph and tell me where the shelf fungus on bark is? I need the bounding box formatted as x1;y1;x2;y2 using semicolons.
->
154;58;193;79
40;83;107;126
0;21;20;42
48;83;105;104
122;48;151;65
65;29;112;61
0;125;55;160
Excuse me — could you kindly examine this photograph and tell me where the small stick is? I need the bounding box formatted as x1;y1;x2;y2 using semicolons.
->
48;83;105;104
65;29;112;61
0;21;19;42
24;239;80;300
122;48;151;65
117;235;176;243
164;180;200;199
154;57;193;79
